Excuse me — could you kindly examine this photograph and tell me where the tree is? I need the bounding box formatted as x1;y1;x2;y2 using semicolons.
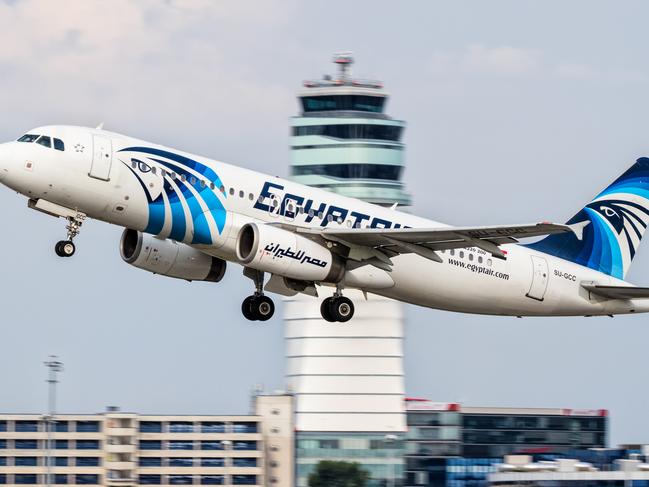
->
308;460;370;487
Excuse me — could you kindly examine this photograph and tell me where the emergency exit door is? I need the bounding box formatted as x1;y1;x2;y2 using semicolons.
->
89;135;113;181
526;255;549;301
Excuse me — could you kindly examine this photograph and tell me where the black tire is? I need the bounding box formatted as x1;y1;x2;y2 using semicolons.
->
330;296;354;323
320;297;336;322
55;240;75;257
241;296;257;321
252;295;275;321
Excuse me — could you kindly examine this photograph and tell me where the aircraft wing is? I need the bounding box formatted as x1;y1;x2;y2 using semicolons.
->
295;222;573;263
582;284;649;300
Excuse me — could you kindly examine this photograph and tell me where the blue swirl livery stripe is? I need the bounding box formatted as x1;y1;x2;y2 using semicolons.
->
119;147;228;245
527;157;649;279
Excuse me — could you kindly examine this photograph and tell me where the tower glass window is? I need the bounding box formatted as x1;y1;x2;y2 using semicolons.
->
293;124;402;141
301;95;384;113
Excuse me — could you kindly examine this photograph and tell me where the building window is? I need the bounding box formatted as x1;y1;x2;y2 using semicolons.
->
232;422;257;433
0;474;5;485
15;474;38;484
169;422;194;433
201;458;224;467
232;475;257;485
15;421;38;432
76;440;100;450
75;474;99;485
300;96;385;114
232;458;257;467
291;163;402;181
139;422;162;433
55;421;69;432
233;441;257;451
75;457;100;467
139;441;162;450
76;421;100;433
55;457;68;466
318;439;339;449
0;458;5;466
16;440;38;449
15;457;38;466
139;475;161;485
201;476;224;485
169;475;193;485
169;441;194;450
139;457;162;467
201;441;224;450
54;474;68;485
201;422;225;433
169;458;193;467
55;440;68;449
0;421;6;432
0;440;5;449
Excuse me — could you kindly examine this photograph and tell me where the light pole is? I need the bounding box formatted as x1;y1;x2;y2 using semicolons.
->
44;356;63;487
384;434;399;487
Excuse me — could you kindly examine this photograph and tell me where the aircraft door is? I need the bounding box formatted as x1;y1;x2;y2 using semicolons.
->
526;255;549;301
89;135;113;181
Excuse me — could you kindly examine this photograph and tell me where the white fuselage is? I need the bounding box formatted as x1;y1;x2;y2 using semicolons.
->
0;125;646;317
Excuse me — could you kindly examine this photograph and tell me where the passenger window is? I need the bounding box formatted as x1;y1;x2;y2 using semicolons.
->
200;180;206;188
181;174;187;182
210;182;215;190
220;185;225;193
239;190;244;198
308;209;315;218
171;172;177;180
469;254;474;261
258;195;264;203
450;250;455;256
189;176;196;185
487;259;493;266
36;135;51;148
229;188;235;196
53;138;65;151
478;256;483;264
150;167;156;175
327;215;333;222
318;211;324;219
17;134;39;143
459;251;465;259
248;193;254;201
131;161;137;169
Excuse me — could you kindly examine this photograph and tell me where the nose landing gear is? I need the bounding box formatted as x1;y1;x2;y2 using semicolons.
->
55;213;85;258
320;293;355;323
242;268;275;322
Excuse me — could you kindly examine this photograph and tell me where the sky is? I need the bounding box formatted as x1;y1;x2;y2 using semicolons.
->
0;0;648;445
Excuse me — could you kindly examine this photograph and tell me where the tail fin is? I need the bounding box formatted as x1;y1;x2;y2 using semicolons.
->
527;158;649;279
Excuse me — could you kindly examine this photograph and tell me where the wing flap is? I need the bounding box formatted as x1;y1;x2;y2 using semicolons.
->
582;284;649;300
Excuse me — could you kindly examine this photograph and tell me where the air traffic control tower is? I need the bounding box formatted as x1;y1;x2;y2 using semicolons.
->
285;54;410;486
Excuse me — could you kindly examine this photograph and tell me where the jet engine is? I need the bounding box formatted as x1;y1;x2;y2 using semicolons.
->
120;229;226;282
236;223;345;283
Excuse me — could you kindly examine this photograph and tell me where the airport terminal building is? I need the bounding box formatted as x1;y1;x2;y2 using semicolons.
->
0;395;293;487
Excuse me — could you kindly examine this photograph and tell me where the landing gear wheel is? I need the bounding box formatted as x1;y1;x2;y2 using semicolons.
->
320;297;336;322
241;296;257;321
55;240;75;257
252;295;275;321
330;296;354;322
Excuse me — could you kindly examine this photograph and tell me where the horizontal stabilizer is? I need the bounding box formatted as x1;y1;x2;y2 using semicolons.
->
582;283;649;300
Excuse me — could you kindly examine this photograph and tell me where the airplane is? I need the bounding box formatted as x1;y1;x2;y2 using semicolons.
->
0;125;648;322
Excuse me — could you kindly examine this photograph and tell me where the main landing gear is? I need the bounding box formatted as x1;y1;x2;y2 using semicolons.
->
320;293;355;323
242;269;275;322
55;213;85;258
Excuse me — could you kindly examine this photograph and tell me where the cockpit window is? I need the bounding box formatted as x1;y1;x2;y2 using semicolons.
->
53;138;65;151
36;135;51;148
17;134;39;143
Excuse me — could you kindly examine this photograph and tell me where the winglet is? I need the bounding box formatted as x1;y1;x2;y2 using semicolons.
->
390;202;398;210
96;122;104;130
568;221;590;241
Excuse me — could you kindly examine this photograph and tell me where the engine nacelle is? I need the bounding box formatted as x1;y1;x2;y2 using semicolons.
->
120;229;226;282
236;223;344;283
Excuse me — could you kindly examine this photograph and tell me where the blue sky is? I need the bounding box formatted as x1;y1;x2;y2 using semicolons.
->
0;0;648;444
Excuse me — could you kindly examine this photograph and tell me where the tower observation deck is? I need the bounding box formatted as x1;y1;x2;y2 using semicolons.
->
286;54;408;487
290;53;411;206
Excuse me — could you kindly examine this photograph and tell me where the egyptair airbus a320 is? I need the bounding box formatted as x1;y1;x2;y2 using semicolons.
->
1;125;648;322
